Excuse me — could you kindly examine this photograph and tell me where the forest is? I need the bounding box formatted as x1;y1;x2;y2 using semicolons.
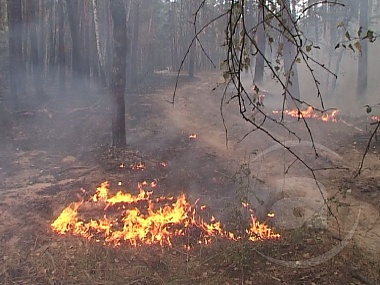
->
0;0;380;284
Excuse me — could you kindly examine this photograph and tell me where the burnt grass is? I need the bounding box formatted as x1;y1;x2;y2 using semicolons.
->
0;73;380;284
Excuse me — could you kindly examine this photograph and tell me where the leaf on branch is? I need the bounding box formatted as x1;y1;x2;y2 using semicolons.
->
358;26;363;38
345;31;351;41
222;71;230;81
268;37;274;44
306;45;312;52
296;58;301;63
365;105;372;113
337;21;344;28
274;66;280;72
363;30;375;43
354;41;362;54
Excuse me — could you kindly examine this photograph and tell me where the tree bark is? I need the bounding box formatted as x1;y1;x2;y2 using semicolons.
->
30;0;45;101
92;0;106;86
357;0;368;102
57;0;65;92
282;0;300;109
67;0;83;77
7;0;24;110
254;0;266;85
110;0;127;148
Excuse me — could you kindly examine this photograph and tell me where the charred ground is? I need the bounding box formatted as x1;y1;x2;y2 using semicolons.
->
0;72;380;285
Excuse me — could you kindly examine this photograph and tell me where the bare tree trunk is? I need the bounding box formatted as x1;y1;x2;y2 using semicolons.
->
110;0;127;148
57;0;65;93
67;0;83;77
282;0;300;109
30;0;45;101
7;0;24;110
254;0;266;85
169;1;178;71
357;0;368;102
92;0;106;86
129;0;139;86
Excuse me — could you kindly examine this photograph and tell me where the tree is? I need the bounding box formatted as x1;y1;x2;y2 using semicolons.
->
57;0;66;92
357;0;369;102
6;0;24;110
282;0;300;109
254;0;266;85
66;0;83;77
110;0;127;148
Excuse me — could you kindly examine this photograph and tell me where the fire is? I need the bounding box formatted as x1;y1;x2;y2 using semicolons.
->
130;162;146;170
273;106;338;122
51;182;280;247
371;116;380;121
189;134;197;139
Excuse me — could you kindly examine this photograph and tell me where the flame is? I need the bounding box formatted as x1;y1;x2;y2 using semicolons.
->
130;162;146;170
371;116;380;121
273;107;338;122
267;212;275;218
189;134;197;139
51;182;280;247
119;163;125;169
160;162;168;167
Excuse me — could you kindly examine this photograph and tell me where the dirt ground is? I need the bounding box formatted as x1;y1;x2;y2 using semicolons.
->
0;72;379;285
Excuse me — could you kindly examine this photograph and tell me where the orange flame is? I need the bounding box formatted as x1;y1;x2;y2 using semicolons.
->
273;107;338;122
51;182;280;247
130;162;146;170
189;134;197;139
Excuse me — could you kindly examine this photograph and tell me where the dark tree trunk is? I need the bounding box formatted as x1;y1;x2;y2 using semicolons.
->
67;0;83;77
110;0;127;148
30;0;45;101
254;0;266;85
129;0;139;86
57;0;65;93
7;0;24;110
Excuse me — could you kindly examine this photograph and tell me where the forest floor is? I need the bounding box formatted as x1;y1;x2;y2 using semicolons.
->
0;72;380;285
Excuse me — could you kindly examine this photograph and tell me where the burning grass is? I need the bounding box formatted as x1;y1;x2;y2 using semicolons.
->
51;181;280;249
272;106;339;122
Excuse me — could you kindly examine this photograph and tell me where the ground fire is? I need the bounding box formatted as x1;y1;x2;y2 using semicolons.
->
273;106;339;122
51;181;280;248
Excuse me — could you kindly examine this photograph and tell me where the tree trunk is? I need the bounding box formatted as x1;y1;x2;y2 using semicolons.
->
282;0;300;109
7;0;24;110
129;0;139;86
67;0;83;77
110;0;127;148
92;0;106;86
254;0;266;85
357;0;368;102
30;0;45;101
57;0;65;93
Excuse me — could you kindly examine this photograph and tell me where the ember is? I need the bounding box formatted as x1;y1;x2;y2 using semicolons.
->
189;134;197;139
130;162;146;170
51;182;280;247
273;106;338;122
